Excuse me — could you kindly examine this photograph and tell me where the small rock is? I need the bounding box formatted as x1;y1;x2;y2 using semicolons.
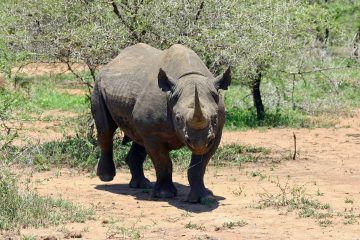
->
102;219;109;224
69;231;82;238
2;234;14;240
40;236;58;240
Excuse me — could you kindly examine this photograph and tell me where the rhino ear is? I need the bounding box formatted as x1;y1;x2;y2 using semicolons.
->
158;68;176;92
214;67;231;90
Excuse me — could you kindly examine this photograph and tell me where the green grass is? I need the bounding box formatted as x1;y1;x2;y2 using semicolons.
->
221;220;248;229
256;176;334;227
1;74;89;120
225;108;317;130
6;136;130;171
29;86;86;112
345;197;354;204
150;143;270;170
8;138;271;172
0;167;94;231
105;218;143;240
184;222;205;230
224;66;360;130
2;65;360;130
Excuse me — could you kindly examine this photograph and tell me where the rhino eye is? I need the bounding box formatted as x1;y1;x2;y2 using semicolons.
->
175;114;183;125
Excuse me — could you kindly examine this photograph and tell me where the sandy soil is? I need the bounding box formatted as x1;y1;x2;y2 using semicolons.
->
1;63;359;239
3;109;356;239
13;62;89;77
1;110;79;146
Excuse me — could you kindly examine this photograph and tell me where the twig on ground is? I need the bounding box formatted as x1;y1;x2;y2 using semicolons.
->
293;132;297;160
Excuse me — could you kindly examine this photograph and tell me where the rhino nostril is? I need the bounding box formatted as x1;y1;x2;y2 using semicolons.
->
208;138;214;147
185;136;191;145
207;136;215;147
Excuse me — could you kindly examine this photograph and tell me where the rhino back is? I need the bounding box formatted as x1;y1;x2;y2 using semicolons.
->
160;44;213;79
98;43;162;117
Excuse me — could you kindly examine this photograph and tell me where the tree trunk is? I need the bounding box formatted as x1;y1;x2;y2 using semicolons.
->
352;27;360;59
251;71;265;121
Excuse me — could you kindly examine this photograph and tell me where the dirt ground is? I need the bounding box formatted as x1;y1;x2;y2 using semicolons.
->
13;62;89;77
4;109;356;240
2;65;359;239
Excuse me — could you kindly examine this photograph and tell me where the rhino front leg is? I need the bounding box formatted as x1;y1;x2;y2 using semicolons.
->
144;140;177;198
187;132;222;203
126;142;152;189
187;153;214;203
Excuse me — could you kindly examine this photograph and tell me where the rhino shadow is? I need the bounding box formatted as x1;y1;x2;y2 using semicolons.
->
95;182;225;213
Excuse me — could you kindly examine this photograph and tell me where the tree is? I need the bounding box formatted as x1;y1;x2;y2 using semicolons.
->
2;0;322;121
164;0;321;120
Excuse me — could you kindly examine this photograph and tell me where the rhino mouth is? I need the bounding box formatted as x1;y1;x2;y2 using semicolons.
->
185;139;214;155
187;145;208;155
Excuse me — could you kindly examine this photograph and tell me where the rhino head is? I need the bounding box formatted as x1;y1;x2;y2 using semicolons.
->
158;68;231;155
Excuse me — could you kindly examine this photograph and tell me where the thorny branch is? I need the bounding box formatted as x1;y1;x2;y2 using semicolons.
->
110;0;140;42
282;66;358;75
195;1;205;21
64;60;93;100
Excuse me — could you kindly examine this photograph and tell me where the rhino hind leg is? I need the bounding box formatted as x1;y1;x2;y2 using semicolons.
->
92;86;117;182
126;142;152;189
96;128;117;182
144;141;177;198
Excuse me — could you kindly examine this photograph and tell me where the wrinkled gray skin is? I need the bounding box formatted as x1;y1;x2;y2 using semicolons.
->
91;43;231;203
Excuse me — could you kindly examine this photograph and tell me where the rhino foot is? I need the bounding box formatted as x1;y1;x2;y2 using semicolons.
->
129;177;153;189
98;173;115;182
187;188;216;204
152;181;177;198
96;163;116;182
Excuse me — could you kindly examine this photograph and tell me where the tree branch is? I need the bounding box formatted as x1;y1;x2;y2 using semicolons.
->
195;1;205;21
282;66;356;75
110;1;139;41
64;60;93;92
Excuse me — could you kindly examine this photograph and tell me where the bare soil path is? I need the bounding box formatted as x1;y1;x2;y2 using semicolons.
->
12;110;359;240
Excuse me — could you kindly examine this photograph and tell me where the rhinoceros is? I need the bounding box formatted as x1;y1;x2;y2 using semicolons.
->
91;43;231;203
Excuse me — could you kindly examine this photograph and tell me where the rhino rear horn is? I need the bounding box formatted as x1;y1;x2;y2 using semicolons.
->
214;67;231;90
158;68;177;92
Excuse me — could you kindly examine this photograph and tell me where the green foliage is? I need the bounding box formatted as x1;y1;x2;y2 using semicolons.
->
169;144;271;170
1;1;324;76
6;136;130;171
7;135;271;172
316;0;360;42
221;220;248;229
211;144;270;166
0;168;94;231
30;86;86;112
0;74;89;118
1;0;125;66
1;0;359;121
225;108;312;130
257;176;334;227
0;32;29;79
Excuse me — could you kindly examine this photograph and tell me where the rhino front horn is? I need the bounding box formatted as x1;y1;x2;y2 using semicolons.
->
189;86;208;129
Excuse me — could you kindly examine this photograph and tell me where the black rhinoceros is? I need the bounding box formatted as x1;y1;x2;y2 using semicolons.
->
91;43;231;203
